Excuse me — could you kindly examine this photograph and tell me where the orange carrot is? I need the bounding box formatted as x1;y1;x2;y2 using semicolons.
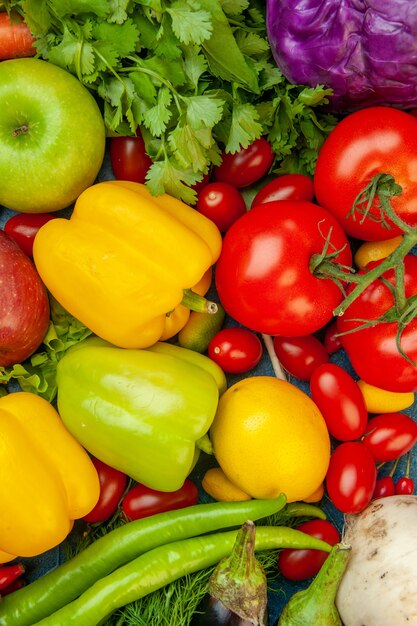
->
0;11;36;60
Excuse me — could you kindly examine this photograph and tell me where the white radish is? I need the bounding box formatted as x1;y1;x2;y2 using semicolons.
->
336;495;417;626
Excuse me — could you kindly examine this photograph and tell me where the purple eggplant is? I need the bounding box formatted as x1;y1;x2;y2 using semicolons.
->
192;520;268;626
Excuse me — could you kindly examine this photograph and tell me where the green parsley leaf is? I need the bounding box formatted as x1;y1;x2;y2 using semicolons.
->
143;86;173;136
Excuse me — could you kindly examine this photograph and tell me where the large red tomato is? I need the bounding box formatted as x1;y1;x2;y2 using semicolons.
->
314;107;417;241
215;200;352;336
337;254;417;392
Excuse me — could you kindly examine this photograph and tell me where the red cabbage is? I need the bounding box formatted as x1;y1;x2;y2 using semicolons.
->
266;0;417;112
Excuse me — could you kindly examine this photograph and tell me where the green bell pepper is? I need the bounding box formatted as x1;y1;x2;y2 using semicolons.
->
56;338;226;492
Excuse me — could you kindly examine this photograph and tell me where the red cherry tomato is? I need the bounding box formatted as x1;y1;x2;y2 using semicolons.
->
272;334;329;381
208;327;263;374
372;476;395;499
83;458;127;524
323;320;342;354
251;174;314;207
395;476;415;495
214;138;275;188
110;132;152;183
310;364;368;441
325;442;377;514
122;479;199;521
278;519;340;581
196;182;246;232
4;213;56;257
362;413;417;462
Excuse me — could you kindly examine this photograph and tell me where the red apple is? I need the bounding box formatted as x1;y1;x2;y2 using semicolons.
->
0;230;50;366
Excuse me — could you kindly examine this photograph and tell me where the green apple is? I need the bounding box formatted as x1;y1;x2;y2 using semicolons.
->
0;58;106;213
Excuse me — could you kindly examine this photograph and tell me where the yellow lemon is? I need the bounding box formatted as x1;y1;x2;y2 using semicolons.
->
210;376;331;502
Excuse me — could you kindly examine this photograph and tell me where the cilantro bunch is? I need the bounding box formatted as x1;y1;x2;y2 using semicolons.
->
6;0;336;202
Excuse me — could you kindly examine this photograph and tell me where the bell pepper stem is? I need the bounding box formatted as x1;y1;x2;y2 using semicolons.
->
182;289;218;314
196;433;214;455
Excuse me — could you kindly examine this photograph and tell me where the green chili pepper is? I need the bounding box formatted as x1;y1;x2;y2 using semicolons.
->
34;525;332;626
0;497;287;626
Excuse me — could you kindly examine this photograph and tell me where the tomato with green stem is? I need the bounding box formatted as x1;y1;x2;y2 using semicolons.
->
215;200;352;337
395;451;415;495
314;107;417;241
337;254;417;392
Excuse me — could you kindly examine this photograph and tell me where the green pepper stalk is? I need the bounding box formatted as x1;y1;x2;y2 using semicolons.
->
276;543;351;626
32;525;332;626
192;520;268;626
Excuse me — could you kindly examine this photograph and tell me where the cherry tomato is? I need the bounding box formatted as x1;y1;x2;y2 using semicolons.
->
314;107;417;240
395;476;415;495
122;479;199;521
372;476;395;499
361;413;417;462
110;132;152;183
214;138;275;188
272;334;329;381
208;327;263;374
196;182;247;232
323;319;342;354
325;442;377;514
4;213;56;257
83;458;127;524
337;255;417;393
215;201;352;337
310;363;368;441
278;519;340;581
251;174;314;207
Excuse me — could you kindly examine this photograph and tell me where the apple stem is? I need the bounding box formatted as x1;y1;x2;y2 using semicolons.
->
12;124;29;136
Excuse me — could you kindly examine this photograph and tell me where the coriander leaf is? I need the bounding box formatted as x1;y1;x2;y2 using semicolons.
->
108;0;130;23
225;102;262;152
143;86;173;136
20;0;54;33
92;19;139;57
166;0;213;46
129;71;158;106
235;30;270;56
154;15;183;60
50;0;110;19
169;123;215;171
198;0;259;93
221;0;249;15
185;95;224;130
182;45;209;90
47;26;96;78
146;158;201;204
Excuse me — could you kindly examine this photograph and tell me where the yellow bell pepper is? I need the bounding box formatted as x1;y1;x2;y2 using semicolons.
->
0;392;99;561
33;181;222;349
